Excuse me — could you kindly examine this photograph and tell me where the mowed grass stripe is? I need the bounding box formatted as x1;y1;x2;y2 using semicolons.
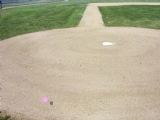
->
0;3;86;40
99;5;160;29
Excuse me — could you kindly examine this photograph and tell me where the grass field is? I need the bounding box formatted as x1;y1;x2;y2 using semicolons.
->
99;5;160;29
0;3;86;40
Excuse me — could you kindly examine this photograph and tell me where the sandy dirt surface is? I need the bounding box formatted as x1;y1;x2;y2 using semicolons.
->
1;2;160;120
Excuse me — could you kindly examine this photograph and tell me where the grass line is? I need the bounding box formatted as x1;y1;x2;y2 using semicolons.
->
99;5;160;29
65;6;86;27
0;3;86;40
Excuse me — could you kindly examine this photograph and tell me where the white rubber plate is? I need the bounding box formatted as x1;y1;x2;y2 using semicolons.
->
102;42;115;45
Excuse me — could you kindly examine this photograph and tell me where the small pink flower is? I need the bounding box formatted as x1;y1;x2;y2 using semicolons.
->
108;22;109;23
42;97;48;102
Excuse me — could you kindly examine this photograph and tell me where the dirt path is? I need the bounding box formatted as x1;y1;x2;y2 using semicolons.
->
1;3;160;120
79;5;105;28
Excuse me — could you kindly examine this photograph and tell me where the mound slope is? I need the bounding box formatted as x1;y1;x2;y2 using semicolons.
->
1;3;160;120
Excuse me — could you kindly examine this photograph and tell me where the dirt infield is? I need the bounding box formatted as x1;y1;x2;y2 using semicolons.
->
1;3;160;120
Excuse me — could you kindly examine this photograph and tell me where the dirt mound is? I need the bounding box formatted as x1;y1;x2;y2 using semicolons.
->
1;3;160;120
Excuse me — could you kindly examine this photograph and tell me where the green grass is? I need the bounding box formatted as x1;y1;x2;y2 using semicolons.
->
99;5;160;29
0;3;86;40
0;115;11;120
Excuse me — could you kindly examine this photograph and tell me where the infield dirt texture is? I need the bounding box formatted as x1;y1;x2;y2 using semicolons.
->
1;2;160;120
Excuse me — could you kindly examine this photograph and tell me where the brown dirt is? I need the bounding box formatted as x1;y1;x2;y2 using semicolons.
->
1;3;160;120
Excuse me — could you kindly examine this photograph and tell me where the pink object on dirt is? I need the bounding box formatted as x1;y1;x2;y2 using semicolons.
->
42;97;48;102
